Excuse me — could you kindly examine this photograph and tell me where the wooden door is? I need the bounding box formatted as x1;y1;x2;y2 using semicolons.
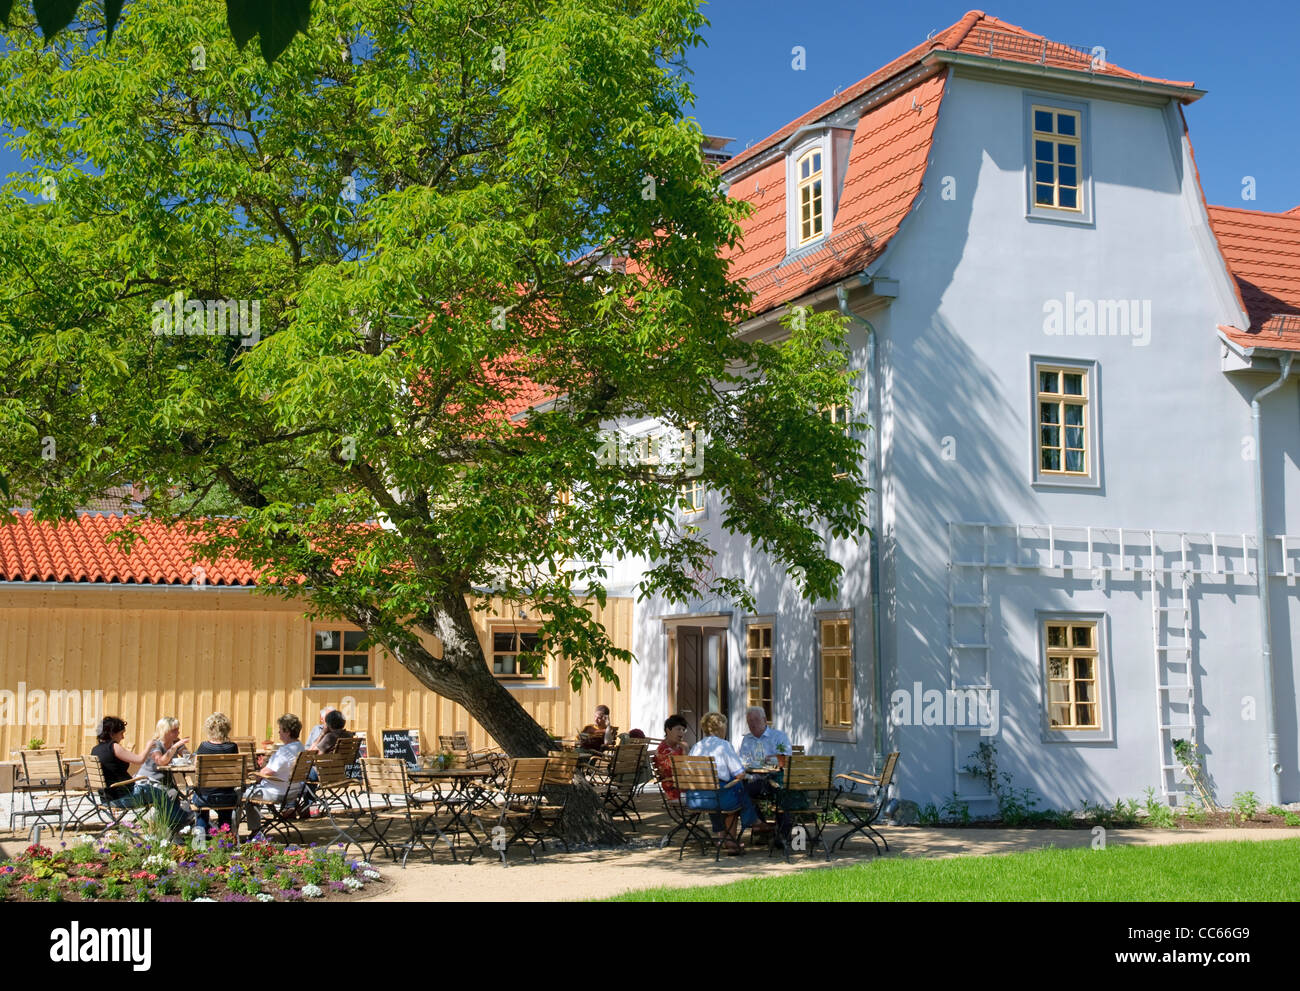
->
674;627;705;738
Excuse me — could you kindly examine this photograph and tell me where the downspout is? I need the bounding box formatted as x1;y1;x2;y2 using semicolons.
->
836;284;886;764
1251;353;1292;805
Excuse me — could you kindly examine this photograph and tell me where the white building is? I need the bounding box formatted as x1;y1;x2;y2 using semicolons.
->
621;11;1300;810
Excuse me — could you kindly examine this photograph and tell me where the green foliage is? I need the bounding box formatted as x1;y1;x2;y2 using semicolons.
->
1231;791;1259;824
1142;788;1176;829
0;0;867;753
25;737;43;749
1181;797;1208;825
178;873;209;901
940;793;971;826
325;852;350;882
1266;805;1285;816
2;0;310;62
1285;813;1300;827
918;803;941;826
962;741;1043;826
101;878;125;900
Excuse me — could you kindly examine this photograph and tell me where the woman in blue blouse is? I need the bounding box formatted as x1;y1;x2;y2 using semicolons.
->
687;711;759;853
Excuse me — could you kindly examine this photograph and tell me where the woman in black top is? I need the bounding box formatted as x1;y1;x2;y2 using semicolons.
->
193;712;240;834
91;716;149;805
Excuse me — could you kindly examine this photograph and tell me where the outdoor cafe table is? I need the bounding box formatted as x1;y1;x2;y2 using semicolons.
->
407;766;492;846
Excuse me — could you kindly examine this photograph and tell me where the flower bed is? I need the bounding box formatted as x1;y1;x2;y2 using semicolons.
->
0;827;386;903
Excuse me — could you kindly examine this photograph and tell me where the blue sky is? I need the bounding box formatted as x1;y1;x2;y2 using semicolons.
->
1;2;1294;213
683;0;1299;213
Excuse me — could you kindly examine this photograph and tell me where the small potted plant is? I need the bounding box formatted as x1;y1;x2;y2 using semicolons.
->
263;724;275;748
26;737;45;750
774;742;790;769
437;750;456;770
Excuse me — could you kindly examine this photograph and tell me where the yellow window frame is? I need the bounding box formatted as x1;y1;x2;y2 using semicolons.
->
1031;105;1082;213
819;617;853;734
1037;366;1088;476
796;148;825;245
746;622;774;722
1044;620;1100;730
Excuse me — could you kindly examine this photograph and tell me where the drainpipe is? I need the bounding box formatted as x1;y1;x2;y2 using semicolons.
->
1251;353;1292;805
836;283;887;765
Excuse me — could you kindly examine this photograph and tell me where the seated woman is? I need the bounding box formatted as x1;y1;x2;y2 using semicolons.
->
90;716;188;833
309;709;353;755
653;714;689;800
137;716;192;831
193;712;240;835
686;711;759;853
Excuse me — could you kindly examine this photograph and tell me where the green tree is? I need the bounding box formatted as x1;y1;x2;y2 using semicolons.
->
0;0;866;842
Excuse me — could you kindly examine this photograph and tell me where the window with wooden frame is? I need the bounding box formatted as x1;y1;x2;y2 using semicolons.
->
796;147;825;245
822;401;852;478
311;627;374;685
1031;105;1082;212
746;622;774;722
489;624;546;681
818;615;853;738
1037;366;1088;475
1044;620;1100;730
680;478;706;515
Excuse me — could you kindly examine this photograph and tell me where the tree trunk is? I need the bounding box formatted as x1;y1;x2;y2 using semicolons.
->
370;592;625;847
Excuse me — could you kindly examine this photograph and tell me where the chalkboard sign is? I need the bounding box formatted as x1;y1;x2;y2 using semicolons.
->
381;728;421;767
345;731;366;780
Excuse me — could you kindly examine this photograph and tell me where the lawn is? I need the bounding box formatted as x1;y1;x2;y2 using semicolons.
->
608;838;1300;901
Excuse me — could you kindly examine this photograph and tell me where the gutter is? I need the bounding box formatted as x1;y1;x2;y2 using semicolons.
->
836;280;888;764
1250;354;1293;804
923;51;1205;104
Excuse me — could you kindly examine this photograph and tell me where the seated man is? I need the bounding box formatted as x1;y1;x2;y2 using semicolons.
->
738;706;793;839
242;713;306;834
738;706;791;768
576;704;615;752
310;709;353;755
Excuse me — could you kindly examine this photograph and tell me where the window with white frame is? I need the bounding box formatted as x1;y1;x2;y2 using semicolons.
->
795;147;825;245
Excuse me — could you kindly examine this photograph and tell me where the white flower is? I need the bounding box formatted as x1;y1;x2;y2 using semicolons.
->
193;897;216;903
355;861;373;870
255;893;275;902
342;877;364;891
300;884;324;898
143;854;176;871
362;869;381;881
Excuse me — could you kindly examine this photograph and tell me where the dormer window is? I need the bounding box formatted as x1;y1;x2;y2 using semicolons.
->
796;148;825;245
782;126;851;256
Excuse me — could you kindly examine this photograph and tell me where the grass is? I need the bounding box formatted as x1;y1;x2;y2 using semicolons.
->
607;838;1300;901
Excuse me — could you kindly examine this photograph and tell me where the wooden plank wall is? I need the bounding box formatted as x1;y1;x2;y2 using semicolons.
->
0;586;633;758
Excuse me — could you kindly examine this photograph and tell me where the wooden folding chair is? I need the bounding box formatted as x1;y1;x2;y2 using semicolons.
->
359;757;458;867
12;749;67;834
472;757;549;866
190;754;248;846
771;754;836;861
832;751;899;854
587;742;645;828
670;755;747;861
243;751;316;844
82;757;148;833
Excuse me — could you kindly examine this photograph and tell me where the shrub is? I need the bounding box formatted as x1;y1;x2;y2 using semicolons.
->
1231;791;1260;824
1142;788;1176;829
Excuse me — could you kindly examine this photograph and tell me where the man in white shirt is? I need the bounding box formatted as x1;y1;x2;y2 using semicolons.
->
738;706;793;841
243;713;307;834
738;706;791;767
304;707;333;750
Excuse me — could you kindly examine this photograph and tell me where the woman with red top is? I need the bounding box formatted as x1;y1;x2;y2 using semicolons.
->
654;714;690;799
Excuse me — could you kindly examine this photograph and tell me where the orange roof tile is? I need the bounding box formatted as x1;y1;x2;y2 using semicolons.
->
1206;205;1300;352
725;73;946;316
0;512;257;585
718;11;1198;320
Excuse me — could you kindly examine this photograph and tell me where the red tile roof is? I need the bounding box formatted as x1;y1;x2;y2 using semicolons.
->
1206;205;1300;353
720;10;1198;320
0;512;257;586
726;73;945;316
